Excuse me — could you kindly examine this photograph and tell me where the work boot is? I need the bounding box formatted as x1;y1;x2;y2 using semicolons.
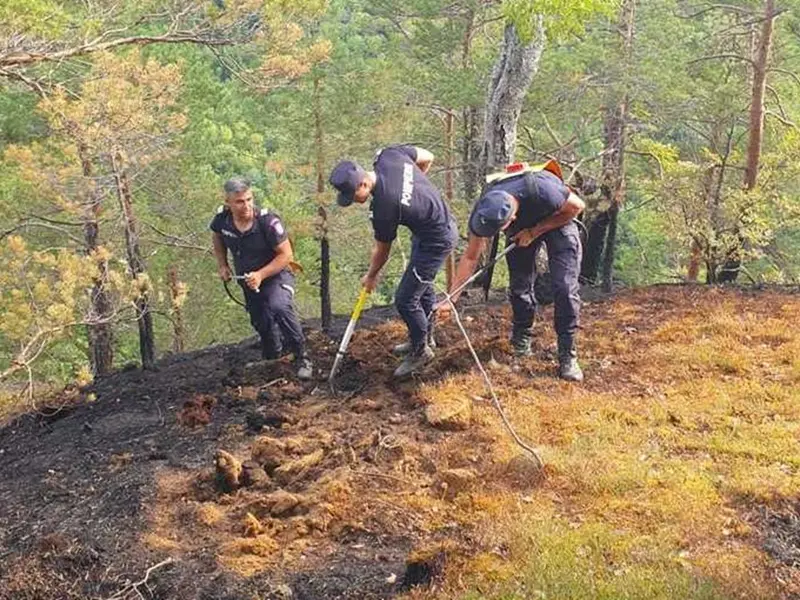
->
510;327;533;357
557;335;583;382
392;332;436;356
393;344;434;378
293;351;314;381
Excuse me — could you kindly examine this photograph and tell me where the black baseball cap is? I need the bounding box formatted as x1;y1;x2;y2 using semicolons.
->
329;160;366;207
468;190;514;238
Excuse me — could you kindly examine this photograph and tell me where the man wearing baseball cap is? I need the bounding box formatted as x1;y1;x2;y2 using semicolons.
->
329;146;458;377
438;167;585;381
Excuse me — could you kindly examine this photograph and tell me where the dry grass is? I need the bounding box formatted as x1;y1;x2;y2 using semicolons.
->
415;287;800;599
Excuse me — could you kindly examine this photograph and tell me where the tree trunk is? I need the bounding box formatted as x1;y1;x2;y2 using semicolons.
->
79;145;114;376
319;213;331;331
600;100;628;293
314;77;332;332
687;239;702;281
744;0;775;192
601;203;620;293
580;209;610;284
462;106;481;203
112;152;155;369
480;18;546;299
460;10;480;204
481;20;546;175
444;108;456;289
719;0;776;283
600;0;636;294
167;265;186;353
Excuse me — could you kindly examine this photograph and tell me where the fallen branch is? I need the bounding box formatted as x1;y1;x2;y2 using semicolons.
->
104;557;176;600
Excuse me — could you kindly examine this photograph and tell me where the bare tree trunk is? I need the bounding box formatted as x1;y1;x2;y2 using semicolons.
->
314;77;332;332
745;0;775;192
687;239;702;281
462;106;481;202
111;152;155;369
580;210;610;283
79;145;114;376
481;20;546;175
600;0;636;294
600;101;628;294
444;108;456;289
719;0;776;283
167;265;186;353
460;9;480;204
480;18;546;299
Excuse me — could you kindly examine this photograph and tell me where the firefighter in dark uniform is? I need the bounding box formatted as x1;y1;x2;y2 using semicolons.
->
438;163;585;381
329;145;458;377
211;178;313;380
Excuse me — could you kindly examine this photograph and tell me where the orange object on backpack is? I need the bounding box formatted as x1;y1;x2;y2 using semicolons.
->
485;159;564;186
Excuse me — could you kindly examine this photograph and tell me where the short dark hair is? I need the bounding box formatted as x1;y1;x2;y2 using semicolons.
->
223;178;250;195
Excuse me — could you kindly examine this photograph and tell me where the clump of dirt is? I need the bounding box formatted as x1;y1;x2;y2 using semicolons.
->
215;449;243;492
177;394;216;428
500;454;546;491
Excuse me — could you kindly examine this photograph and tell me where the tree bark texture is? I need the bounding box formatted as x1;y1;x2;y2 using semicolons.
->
314;77;332;332
582;0;635;292
112;152;155;369
79;145;114;376
444;108;456;289
167;265;186;354
480;18;546;299
719;0;776;282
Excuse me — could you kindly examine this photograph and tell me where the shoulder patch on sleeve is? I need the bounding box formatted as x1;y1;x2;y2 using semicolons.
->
272;219;285;237
217;205;225;213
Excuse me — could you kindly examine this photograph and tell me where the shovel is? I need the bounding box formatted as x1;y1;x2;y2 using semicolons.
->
328;287;370;385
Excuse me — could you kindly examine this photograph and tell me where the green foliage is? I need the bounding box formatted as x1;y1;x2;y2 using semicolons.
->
502;0;618;43
0;0;71;37
2;0;800;387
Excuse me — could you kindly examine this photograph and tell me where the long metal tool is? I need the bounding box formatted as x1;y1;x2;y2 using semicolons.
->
433;242;517;315
444;292;543;469
328;287;369;383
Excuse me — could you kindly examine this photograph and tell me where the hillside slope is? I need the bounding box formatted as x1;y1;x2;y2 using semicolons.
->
1;286;800;600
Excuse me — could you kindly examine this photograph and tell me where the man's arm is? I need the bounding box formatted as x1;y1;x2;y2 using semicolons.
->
258;239;293;279
439;234;486;308
513;192;585;247
361;240;392;292
212;232;232;281
413;147;434;174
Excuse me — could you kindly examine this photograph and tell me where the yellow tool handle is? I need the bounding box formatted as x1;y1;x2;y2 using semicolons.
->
351;287;369;322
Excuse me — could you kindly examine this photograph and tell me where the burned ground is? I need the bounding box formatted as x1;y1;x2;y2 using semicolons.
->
2;286;800;599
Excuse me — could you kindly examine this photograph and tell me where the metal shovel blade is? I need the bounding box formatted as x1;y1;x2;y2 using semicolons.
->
328;287;369;383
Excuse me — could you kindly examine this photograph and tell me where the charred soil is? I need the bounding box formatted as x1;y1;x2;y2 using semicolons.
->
2;285;800;599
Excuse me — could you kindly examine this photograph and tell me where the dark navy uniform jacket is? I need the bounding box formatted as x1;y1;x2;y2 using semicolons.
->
469;170;569;238
370;145;452;245
209;207;289;277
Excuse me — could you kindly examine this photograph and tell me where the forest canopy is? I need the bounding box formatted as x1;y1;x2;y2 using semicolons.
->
1;0;799;388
